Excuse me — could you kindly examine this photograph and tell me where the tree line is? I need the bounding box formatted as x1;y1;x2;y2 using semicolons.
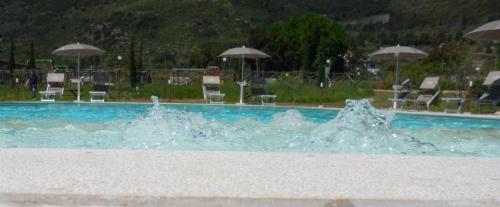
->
2;12;498;91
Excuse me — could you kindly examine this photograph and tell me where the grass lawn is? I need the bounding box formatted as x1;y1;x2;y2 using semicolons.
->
0;81;494;114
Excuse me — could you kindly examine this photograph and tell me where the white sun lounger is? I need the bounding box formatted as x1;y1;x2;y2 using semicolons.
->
40;73;65;102
202;76;225;104
388;79;413;109
89;73;111;103
248;77;277;106
442;92;465;114
479;71;500;113
415;77;440;111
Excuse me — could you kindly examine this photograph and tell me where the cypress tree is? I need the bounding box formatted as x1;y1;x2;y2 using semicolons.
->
28;40;36;69
138;41;143;72
128;39;137;87
8;40;16;87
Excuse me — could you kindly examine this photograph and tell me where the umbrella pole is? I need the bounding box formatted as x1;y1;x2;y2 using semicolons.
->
77;53;81;102
239;56;245;104
396;53;400;86
393;54;400;109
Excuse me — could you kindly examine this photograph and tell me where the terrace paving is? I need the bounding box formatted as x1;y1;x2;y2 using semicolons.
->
0;149;499;206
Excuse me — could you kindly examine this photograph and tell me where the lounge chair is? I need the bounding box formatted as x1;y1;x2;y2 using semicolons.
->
89;72;111;103
415;77;441;111
40;73;65;102
442;91;465;114
202;76;225;104
247;77;277;105
388;79;412;109
479;71;500;114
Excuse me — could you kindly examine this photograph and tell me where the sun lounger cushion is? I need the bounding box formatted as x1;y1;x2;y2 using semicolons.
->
419;77;440;90
47;73;65;83
483;71;500;86
203;76;221;85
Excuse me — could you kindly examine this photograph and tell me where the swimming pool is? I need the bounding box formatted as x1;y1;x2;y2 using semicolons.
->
1;99;499;157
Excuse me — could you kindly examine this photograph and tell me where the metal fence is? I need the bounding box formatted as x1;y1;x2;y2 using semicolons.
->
0;68;362;87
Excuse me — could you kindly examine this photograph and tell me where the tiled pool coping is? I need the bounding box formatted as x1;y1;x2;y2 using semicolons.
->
0;149;499;206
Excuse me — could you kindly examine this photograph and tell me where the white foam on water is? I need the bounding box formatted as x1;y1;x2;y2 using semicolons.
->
0;97;499;157
310;100;431;154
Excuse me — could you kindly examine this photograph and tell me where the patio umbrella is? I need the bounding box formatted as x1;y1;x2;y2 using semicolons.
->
219;46;271;104
465;19;500;41
369;45;428;109
52;43;105;102
465;20;500;70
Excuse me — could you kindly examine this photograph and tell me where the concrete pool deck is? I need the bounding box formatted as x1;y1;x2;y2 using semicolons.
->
0;149;499;206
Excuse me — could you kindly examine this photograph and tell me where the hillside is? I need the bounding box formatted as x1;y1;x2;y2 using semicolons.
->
0;0;499;68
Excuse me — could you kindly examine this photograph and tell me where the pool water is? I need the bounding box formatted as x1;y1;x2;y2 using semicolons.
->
1;100;499;157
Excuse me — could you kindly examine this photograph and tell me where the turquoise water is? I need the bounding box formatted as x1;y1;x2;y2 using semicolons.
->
1;100;500;157
0;103;336;123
